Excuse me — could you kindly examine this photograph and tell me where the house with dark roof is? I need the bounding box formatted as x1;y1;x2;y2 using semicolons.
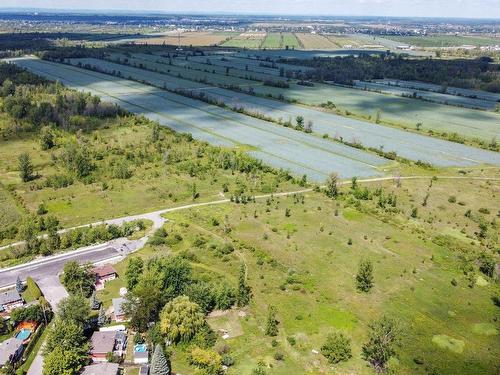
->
90;331;116;362
0;289;24;313
112;298;127;322
81;362;119;375
0;337;24;367
90;330;127;362
92;265;118;290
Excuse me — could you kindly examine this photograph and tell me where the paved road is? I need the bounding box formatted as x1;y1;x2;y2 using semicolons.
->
0;242;121;289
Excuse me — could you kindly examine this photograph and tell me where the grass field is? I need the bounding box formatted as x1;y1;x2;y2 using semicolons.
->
222;32;267;49
261;32;300;49
295;33;339;49
96;174;500;374
387;34;500;47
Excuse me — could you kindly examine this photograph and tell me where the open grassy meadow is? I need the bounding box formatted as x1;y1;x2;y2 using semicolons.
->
96;173;500;374
222;32;267;49
387;35;500;48
135;31;237;47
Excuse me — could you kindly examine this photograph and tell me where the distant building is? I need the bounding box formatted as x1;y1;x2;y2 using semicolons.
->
81;362;119;375
0;337;24;367
0;289;24;313
112;298;127;322
92;265;118;290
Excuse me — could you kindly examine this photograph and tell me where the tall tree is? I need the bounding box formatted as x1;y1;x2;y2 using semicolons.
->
90;291;100;310
236;264;251;307
97;306;107;326
150;344;171;375
125;257;144;291
356;259;374;293
61;261;95;297
362;317;400;372
321;332;352;364
57;294;91;326
18;152;34;182
265;305;278;337
160;296;205;343
325;173;339;198
15;276;23;293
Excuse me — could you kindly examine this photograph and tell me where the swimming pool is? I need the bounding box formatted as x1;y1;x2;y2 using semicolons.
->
134;344;148;353
16;328;32;341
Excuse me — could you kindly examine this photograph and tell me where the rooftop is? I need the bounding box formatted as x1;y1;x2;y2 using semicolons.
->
92;264;118;278
0;337;24;366
0;289;22;306
90;331;116;354
81;362;119;375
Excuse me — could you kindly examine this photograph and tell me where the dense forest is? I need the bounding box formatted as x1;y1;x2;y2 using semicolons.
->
286;55;500;93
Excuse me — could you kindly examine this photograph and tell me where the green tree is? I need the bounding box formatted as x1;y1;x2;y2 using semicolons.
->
295;116;304;130
97;305;108;326
45;215;60;252
125;257;144;291
39;126;55;150
18;215;40;254
43;346;87;375
236;264;251;307
321;332;352;364
189;346;222;375
123;270;164;332
325;173;338;198
26;277;42;299
15;276;23;293
18;152;34;182
44;318;88;355
356;259;374;292
265;305;278;337
90;291;100;310
57;294;91;326
160;296;205;343
61;261;95;297
150;343;171;375
362;317;400;372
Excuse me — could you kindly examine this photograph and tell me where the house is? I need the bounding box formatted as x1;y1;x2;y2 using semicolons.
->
81;362;119;375
89;330;127;362
0;289;24;313
0;337;24;367
92;265;118;290
112;298;127;322
90;331;117;362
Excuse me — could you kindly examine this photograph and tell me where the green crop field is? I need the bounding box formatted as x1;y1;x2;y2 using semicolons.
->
222;32;267;49
97;174;500;374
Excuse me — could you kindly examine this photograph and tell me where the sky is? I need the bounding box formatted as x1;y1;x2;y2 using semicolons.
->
1;0;500;19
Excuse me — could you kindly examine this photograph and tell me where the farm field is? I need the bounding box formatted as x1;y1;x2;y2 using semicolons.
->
8;56;389;182
222;32;267;49
295;32;339;49
372;79;500;103
179;53;313;77
353;80;498;111
325;34;363;48
133;31;236;46
261;32;300;50
97;175;500;374
165;54;499;141
387;34;500;47
63;57;500;166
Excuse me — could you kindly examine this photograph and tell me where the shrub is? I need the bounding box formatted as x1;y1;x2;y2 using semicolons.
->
321;332;352;364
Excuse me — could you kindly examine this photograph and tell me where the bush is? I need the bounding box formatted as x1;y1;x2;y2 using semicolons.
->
26;277;42;300
321;332;352;364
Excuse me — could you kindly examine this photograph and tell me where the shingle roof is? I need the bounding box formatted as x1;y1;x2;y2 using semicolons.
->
0;289;22;306
90;331;116;354
92;265;117;278
0;337;23;366
81;362;119;375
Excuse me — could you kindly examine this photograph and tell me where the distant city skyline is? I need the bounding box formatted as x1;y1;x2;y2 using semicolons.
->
1;0;500;19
